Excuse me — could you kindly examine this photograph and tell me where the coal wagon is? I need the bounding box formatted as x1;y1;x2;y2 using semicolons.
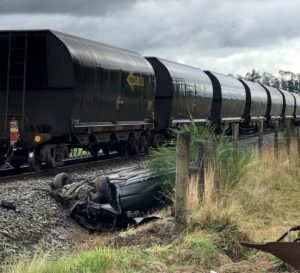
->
0;30;155;170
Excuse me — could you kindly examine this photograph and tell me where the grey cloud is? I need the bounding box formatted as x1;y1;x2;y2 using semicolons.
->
98;0;300;52
2;0;300;50
0;0;141;15
0;0;300;75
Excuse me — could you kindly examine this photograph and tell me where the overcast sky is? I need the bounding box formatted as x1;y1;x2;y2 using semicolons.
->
0;0;299;76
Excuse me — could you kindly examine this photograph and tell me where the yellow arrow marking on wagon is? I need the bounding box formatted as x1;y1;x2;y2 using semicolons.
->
127;72;144;91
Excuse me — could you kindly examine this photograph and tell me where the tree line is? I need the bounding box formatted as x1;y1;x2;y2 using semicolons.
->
230;69;300;93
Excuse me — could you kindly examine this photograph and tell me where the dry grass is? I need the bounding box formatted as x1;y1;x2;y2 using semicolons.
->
183;137;300;272
188;137;300;242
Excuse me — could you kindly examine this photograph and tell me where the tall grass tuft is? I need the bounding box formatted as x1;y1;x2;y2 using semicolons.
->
148;145;176;194
215;137;254;192
148;122;254;198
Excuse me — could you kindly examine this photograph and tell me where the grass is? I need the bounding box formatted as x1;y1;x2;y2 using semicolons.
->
3;126;300;273
148;124;254;196
4;248;139;273
188;142;300;239
69;147;90;158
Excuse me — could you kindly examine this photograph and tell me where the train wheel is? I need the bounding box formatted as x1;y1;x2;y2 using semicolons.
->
10;150;26;169
88;139;99;157
153;134;161;148
28;147;42;172
46;147;57;168
128;136;138;155
102;145;110;156
119;142;128;156
139;136;149;153
10;161;21;169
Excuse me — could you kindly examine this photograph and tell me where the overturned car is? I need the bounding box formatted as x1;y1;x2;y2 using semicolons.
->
51;166;171;231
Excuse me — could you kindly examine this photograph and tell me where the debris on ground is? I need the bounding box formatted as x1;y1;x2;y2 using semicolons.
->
50;166;170;231
1;200;23;213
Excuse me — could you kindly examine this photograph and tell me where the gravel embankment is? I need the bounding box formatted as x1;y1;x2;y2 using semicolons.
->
0;157;148;265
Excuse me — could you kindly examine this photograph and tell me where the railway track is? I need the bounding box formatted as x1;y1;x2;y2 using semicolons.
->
0;153;148;182
238;128;275;139
0;129;280;181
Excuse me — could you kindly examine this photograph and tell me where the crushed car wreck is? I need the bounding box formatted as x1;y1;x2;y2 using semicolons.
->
50;167;171;231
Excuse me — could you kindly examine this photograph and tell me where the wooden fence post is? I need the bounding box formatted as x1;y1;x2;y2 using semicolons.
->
196;141;205;200
232;123;239;149
274;120;279;158
258;119;264;150
175;132;191;232
284;119;291;156
297;126;300;160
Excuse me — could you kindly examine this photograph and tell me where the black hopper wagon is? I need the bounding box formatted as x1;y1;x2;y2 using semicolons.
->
0;30;155;171
146;57;300;135
1;29;300;172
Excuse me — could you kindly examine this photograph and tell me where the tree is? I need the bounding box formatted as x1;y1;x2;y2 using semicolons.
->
261;76;270;86
246;68;261;82
273;78;280;89
287;80;294;92
281;80;288;90
294;81;299;93
241;69;300;93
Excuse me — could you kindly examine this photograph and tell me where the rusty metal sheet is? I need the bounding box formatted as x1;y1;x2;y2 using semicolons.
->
241;242;300;269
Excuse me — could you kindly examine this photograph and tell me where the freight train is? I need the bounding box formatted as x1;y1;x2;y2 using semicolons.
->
0;30;299;171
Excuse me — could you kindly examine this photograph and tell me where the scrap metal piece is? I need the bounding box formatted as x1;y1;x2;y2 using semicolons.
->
241;242;300;269
241;225;300;269
1;200;23;213
1;200;16;211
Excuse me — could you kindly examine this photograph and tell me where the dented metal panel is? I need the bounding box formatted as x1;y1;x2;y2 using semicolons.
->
51;167;168;231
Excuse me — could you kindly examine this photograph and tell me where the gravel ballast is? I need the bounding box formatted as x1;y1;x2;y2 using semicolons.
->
0;157;147;265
